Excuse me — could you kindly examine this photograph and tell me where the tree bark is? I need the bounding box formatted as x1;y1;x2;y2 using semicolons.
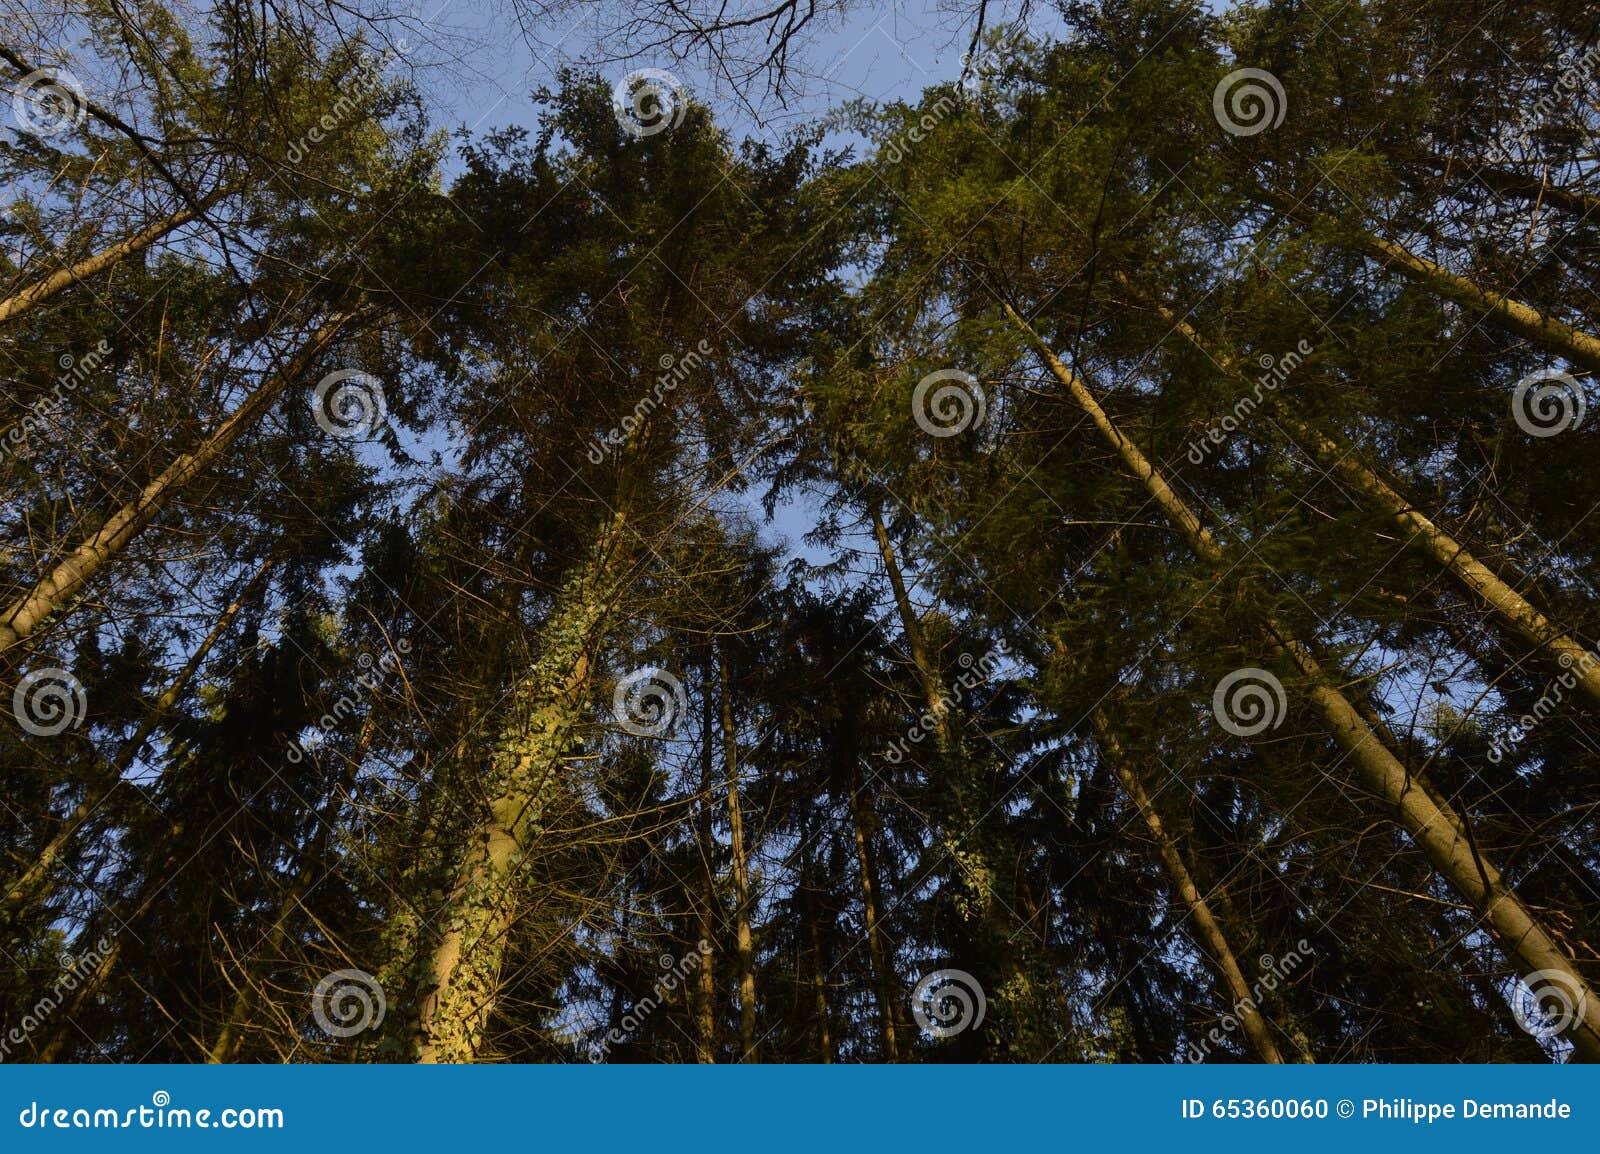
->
1007;301;1600;1060
1128;278;1600;709
719;647;759;1062
869;505;951;740
411;510;628;1063
0;313;354;655
1273;201;1600;374
694;661;719;1063
0;193;226;326
848;760;901;1060
1091;712;1288;1063
800;845;834;1062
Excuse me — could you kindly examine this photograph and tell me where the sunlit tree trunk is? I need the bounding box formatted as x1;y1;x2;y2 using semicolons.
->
1127;278;1600;710
412;510;629;1062
719;648;759;1062
0;192;227;326
0;313;354;656
1091;712;1288;1063
1008;301;1600;1060
1277;204;1600;374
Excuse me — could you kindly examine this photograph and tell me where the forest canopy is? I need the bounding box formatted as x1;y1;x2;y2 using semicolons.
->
2;0;1599;1064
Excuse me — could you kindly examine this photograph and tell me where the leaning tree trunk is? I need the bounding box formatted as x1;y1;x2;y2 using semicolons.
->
719;648;759;1062
800;838;835;1062
1271;201;1600;375
1125;277;1600;710
1007;301;1600;1060
870;506;951;740
0;190;229;326
2;559;272;922
0;312;354;655
1091;712;1288;1063
1286;417;1600;707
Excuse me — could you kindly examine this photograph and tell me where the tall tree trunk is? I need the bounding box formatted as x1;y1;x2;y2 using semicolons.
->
869;506;951;739
411;510;629;1063
1273;201;1600;374
0;192;227;326
0;313;354;655
800;845;834;1063
719;647;759;1062
1007;301;1600;1060
1289;418;1600;705
868;502;1047;1057
36;935;125;1062
2;558;272;922
848;760;901;1060
694;659;719;1063
1091;712;1288;1063
1125;277;1600;710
